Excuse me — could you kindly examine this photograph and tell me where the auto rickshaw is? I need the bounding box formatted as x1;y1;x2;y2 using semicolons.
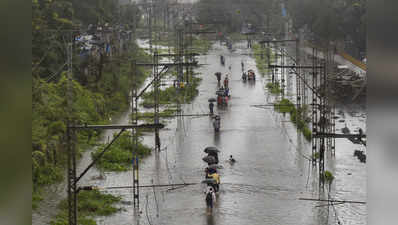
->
247;69;256;80
216;89;228;106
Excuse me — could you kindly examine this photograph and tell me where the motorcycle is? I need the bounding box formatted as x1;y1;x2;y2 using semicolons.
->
247;69;256;81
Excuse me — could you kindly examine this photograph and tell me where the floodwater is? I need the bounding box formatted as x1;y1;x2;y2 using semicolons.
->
32;41;366;225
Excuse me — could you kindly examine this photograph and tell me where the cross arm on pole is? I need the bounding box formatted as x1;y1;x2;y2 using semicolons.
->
313;133;366;139
136;62;199;67
137;113;211;119
157;53;200;57
69;123;165;130
259;39;297;44
269;65;324;69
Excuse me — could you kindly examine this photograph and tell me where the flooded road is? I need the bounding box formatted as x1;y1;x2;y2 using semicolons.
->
33;41;366;225
90;41;365;225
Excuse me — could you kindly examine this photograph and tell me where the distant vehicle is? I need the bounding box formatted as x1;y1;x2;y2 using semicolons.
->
216;88;228;106
247;69;256;80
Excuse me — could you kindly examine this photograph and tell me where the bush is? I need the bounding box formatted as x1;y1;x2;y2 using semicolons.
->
274;99;312;142
91;132;151;172
302;127;312;141
274;98;295;113
141;77;202;108
51;189;121;225
312;152;320;160
324;170;335;183
252;43;274;76
32;189;43;210
266;82;282;94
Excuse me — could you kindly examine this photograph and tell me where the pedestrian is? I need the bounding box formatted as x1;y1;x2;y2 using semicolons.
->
209;172;220;192
224;75;229;88
205;187;216;213
215;72;221;84
224;87;229;97
209;101;214;115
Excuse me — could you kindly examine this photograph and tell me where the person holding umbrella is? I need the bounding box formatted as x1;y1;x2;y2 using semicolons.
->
209;101;214;115
224;74;229;88
204;146;220;163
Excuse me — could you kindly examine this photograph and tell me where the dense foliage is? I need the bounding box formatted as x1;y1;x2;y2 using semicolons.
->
286;0;366;58
32;0;147;209
195;0;283;34
195;0;366;58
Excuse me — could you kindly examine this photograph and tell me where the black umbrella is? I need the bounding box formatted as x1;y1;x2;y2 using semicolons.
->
202;155;216;164
208;98;216;102
204;146;220;154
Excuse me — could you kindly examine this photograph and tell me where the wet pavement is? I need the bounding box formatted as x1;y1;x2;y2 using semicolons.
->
32;41;366;225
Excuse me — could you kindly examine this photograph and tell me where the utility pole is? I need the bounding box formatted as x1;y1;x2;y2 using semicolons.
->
66;32;77;225
153;51;161;151
147;1;153;53
176;26;184;116
131;60;139;209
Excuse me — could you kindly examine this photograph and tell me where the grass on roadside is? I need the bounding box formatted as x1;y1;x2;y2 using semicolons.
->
91;131;151;172
132;108;178;123
141;77;202;108
252;43;274;76
266;82;282;94
274;98;312;141
50;190;121;225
